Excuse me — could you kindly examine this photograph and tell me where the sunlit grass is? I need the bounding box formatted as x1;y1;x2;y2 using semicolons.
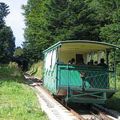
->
106;76;120;112
27;61;43;80
0;64;48;120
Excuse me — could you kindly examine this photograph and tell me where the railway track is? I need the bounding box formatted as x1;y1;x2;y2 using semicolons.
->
55;96;116;120
24;74;120;120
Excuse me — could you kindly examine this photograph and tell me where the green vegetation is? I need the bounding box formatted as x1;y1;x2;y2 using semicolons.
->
0;63;48;120
14;47;24;57
27;61;43;80
106;65;120;112
22;0;120;62
106;82;120;112
0;2;15;63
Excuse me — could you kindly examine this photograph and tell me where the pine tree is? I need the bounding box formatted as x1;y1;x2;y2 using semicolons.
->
0;2;15;63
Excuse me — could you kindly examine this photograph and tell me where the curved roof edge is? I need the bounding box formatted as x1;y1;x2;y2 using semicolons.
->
43;40;120;53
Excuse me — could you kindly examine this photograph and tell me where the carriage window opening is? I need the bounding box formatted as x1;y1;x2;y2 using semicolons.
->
98;58;108;68
87;52;95;65
97;51;106;64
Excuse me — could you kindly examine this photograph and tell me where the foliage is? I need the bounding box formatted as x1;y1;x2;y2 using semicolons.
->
106;76;120;112
0;2;15;63
22;0;120;62
14;47;24;57
22;0;101;61
47;0;103;42
0;2;9;26
0;26;15;63
26;61;43;80
0;64;48;120
99;0;120;45
22;0;50;62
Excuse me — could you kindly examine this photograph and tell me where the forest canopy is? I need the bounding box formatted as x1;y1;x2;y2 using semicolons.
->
22;0;120;62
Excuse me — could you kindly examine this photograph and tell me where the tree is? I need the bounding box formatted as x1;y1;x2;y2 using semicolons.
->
23;0;120;62
47;0;104;42
97;0;120;63
22;0;50;62
0;2;15;63
85;0;120;45
23;0;104;62
0;26;15;63
0;2;9;27
14;47;23;57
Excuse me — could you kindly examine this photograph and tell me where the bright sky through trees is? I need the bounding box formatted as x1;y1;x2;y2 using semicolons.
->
0;0;27;47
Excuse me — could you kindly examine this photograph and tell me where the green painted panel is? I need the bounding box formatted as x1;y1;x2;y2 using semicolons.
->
44;66;57;94
59;68;82;86
44;63;109;95
57;64;109;89
58;65;90;88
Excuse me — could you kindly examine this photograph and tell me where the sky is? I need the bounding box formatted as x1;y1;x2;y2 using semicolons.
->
0;0;27;47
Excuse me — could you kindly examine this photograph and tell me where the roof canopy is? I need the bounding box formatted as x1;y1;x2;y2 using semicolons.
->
43;40;119;53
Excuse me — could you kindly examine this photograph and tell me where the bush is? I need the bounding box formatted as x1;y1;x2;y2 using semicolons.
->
27;61;43;80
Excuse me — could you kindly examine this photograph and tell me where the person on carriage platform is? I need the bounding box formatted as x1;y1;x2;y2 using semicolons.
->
68;58;75;64
88;59;94;65
98;58;108;68
94;61;98;65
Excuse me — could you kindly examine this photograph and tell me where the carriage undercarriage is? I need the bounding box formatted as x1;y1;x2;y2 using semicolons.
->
57;87;116;104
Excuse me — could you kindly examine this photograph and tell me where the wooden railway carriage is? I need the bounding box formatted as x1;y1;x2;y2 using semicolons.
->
43;40;119;104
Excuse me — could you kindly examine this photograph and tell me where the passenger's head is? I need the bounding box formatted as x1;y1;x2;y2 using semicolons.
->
100;58;105;63
94;61;98;65
90;59;93;64
71;58;75;63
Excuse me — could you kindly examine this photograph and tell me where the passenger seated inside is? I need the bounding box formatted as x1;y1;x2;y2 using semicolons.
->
88;59;94;65
68;58;75;64
98;58;108;68
94;61;98;65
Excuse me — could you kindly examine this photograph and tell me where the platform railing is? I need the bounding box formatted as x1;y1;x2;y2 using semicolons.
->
57;64;116;90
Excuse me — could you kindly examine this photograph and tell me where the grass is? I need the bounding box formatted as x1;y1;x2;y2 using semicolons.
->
105;76;120;112
0;63;48;120
27;61;43;80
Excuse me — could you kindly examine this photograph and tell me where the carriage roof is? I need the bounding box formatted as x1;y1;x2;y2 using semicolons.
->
43;40;119;53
